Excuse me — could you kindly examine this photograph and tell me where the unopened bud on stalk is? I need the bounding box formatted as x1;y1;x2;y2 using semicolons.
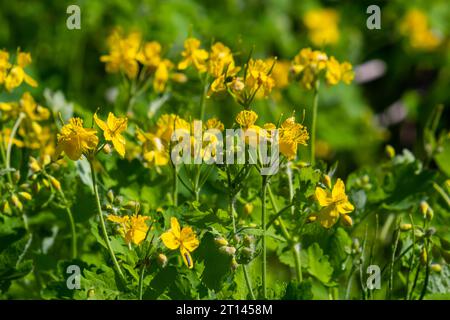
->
13;170;20;184
171;73;188;83
420;248;428;265
42;178;50;188
49;176;61;191
414;229;425;238
430;263;442;272
219;246;236;256
87;289;95;298
400;223;412;232
29;156;41;173
385;145;395;159
420;201;430;217
114;195;124;205
342;215;353;227
323;175;332;189
18;192;32;201
1;200;11;215
306;215;317;223
243;235;254;246
157;253;168;268
107;190;115;203
11;195;23;211
103;143;112;154
241;247;254;258
231;258;239;271
32;182;41;193
243;203;254;215
214;237;228;247
124;200;139;210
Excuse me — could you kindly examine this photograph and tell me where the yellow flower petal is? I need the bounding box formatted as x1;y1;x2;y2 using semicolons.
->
315;187;333;207
180;227;200;252
318;206;339;229
161;230;180;250
170;217;181;238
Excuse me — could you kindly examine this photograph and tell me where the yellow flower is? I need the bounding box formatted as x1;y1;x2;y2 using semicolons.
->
94;112;128;158
56;118;99;161
108;214;150;245
178;38;209;73
314;178;354;229
136;130;170;166
153;59;173;93
207;42;240;95
279;117;309;160
0;50;11;85
204;118;224;131
137;41;162;70
245;59;275;97
156;114;190;143
267;58;290;89
4;51;38;92
235;110;258;128
20;92;50;121
325;57;354;85
303;9;340;46
400;9;441;51
100;29;141;78
161;217;200;269
291;48;328;90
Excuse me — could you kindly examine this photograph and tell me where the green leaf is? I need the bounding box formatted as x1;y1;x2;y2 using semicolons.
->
307;243;334;285
282;279;313;300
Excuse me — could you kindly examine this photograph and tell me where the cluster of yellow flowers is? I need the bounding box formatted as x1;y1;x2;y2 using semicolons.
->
0;49;38;92
107;214;150;246
291;48;354;90
100;29;186;93
400;9;442;51
56;112;127;161
303;9;340;46
312;177;354;228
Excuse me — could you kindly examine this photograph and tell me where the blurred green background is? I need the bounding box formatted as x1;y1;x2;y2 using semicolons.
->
0;0;448;176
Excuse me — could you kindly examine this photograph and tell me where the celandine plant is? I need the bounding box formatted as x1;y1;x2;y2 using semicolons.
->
0;4;449;301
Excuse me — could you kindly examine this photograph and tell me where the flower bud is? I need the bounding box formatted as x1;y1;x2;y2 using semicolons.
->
414;229;425;238
29;156;41;173
87;289;95;298
11;195;23;211
18;192;32;201
323;175;332;189
157;253;168;268
241;247;254;258
123;200;140;210
171;73;188;83
49;176;61;191
243;235;254;246
231;258;239;271
400;223;412;232
107;190;115;203
420;248;428;265
342;215;353;227
42;178;50;188
430;263;442;272
1;200;11;215
13;170;20;184
306;215;317;223
214;237;228;247
420;201;430;217
243;203;254;215
114;195;124;205
102;143;112;154
385;145;395;159
32;181;41;193
219;246;236;256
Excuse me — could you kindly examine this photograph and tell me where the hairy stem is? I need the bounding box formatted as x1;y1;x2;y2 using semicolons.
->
89;159;126;283
310;81;320;167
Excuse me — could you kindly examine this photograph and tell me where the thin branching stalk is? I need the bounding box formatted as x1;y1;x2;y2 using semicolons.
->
6;112;25;179
261;175;268;299
89;159;126;284
310;81;320;166
56;186;77;259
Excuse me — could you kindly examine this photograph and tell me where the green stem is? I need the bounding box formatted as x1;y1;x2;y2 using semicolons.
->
261;176;268;299
6;112;25;182
172;164;178;206
310;81;319;167
199;77;209;121
138;264;145;300
243;264;256;300
89;159;126;283
388;227;400;300
57;187;77;259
